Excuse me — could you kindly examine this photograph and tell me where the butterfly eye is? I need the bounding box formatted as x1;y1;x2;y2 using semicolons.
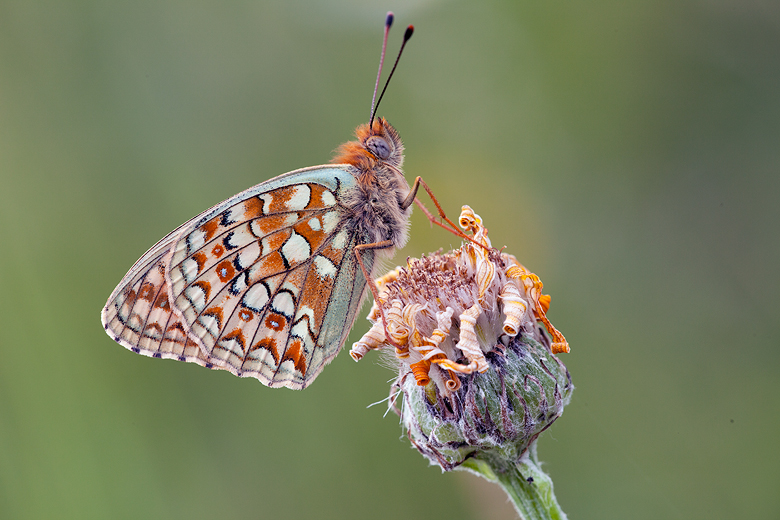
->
365;136;391;159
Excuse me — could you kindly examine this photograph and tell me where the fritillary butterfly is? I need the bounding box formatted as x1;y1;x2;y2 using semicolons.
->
101;15;455;389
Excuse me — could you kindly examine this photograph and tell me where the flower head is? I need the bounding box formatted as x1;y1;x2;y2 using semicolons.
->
351;206;573;471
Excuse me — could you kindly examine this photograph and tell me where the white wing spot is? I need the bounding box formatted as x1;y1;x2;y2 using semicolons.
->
242;283;270;312
187;229;206;252
332;229;348;250
286;185;311;211
294;306;317;334
247;343;277;368
295;305;315;322
281;231;311;265
260;235;273;257
181;258;200;283
236;241;260;270
321;190;336;207
314;255;337;280
291;320;314;351
272;291;295;318
226;205;244;224
198;314;220;339
259;194;273;214
231;272;248;294
322;211;339;233
250;219;265;238
226;229;254;250
226;337;247;357
281;280;301;297
185;284;207;311
308;217;321;231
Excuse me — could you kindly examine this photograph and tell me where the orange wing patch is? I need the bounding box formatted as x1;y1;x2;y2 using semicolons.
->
260;228;293;257
265;312;287;332
248;337;279;366
306;183;337;209
200;217;220;242
282;339;307;376
251;214;296;238
296;260;337;336
249;251;287;282
293;219;328;251
216;260;235;283
191;251;208;272
243;196;265;219
263;185;302;213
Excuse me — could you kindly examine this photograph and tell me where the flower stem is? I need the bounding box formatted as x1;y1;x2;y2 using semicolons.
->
461;442;568;520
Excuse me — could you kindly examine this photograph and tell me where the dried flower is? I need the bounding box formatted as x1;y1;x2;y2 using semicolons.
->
352;206;573;519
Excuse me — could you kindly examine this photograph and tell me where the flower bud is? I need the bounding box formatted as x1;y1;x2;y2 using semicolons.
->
401;332;572;470
352;206;573;471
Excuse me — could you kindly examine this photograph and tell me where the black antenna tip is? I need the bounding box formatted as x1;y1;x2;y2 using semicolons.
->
404;25;414;41
385;12;394;28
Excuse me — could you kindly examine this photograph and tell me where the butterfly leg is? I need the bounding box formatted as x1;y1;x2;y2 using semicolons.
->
402;176;489;250
353;240;404;351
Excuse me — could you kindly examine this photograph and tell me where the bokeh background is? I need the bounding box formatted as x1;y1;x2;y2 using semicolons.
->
1;1;778;519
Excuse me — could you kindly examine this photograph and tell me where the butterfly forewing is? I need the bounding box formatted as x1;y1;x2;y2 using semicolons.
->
103;165;376;389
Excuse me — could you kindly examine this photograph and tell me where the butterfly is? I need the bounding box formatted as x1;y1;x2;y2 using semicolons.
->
101;15;453;390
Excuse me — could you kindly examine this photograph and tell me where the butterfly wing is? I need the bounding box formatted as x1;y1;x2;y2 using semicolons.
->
102;165;376;389
100;234;210;366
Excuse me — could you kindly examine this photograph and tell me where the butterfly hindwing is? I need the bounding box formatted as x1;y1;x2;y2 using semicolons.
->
100;238;212;367
103;165;374;389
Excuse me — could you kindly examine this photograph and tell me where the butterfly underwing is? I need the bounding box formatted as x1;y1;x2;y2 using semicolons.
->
101;17;421;390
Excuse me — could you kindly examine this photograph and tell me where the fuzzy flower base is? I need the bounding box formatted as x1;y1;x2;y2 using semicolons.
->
401;332;571;469
351;206;573;519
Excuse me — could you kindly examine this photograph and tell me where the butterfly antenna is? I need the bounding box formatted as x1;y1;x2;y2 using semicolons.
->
370;23;414;129
369;12;394;124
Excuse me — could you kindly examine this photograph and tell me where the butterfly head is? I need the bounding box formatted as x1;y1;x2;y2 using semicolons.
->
332;117;404;174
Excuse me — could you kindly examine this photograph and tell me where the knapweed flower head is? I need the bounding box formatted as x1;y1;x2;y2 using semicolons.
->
351;206;573;471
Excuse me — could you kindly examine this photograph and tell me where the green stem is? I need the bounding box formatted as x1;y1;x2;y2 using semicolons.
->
461;443;568;520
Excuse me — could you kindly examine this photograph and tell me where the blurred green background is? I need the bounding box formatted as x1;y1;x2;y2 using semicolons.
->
1;1;778;519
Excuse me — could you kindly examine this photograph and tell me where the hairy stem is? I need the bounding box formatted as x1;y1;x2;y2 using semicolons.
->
461;443;568;520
